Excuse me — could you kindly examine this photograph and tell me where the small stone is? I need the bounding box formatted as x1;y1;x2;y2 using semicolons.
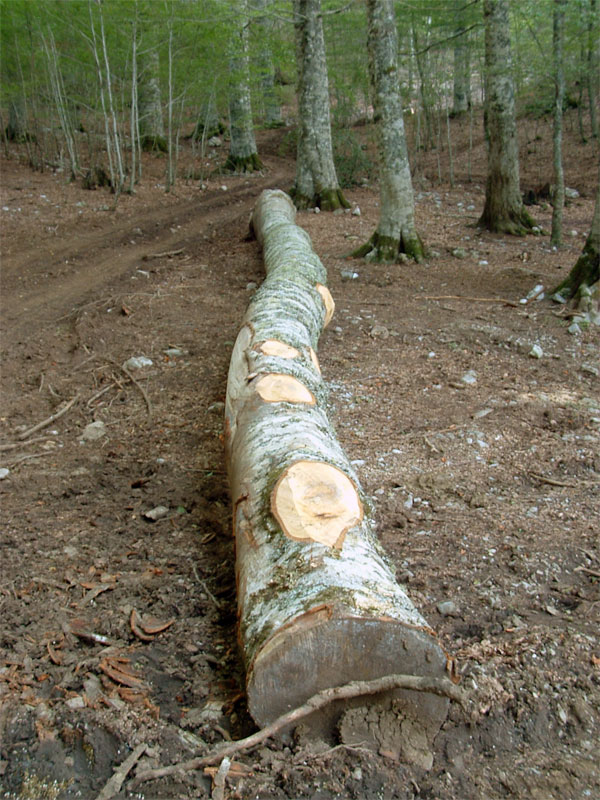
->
340;269;359;280
313;206;320;214
473;408;493;419
529;344;543;359
81;421;107;441
352;206;361;216
208;401;225;414
143;505;169;521
208;136;222;147
370;324;389;338
66;695;86;710
0;468;9;480
220;184;228;191
163;347;184;357
64;546;78;558
246;281;258;291
451;247;468;259
568;322;582;335
581;364;599;376
478;260;488;266
557;706;568;725
437;600;459;617
565;187;579;199
569;229;578;237
352;767;363;781
123;356;153;370
461;370;477;385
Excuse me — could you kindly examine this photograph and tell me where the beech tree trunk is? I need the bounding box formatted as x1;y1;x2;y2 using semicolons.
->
551;0;566;246
479;0;535;235
226;2;262;173
138;50;166;152
225;189;449;744
254;0;284;128
452;0;471;117
553;168;600;300
353;0;424;263
291;0;348;210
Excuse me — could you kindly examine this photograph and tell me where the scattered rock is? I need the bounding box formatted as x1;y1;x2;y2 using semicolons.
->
143;505;169;521
437;600;459;617
352;206;361;216
163;347;184;357
246;281;258;291
564;187;580;199
461;370;477;385
208;136;222;147
122;356;153;370
568;322;582;335
370;324;389;339
529;344;543;359
208;401;225;414
341;269;359;280
81;421;107;441
0;468;10;480
451;247;468;259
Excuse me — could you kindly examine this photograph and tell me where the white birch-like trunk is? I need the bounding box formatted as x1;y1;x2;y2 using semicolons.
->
227;1;262;172
292;0;348;210
479;0;533;234
354;0;423;262
225;189;448;744
254;0;284;128
138;49;166;151
551;0;565;246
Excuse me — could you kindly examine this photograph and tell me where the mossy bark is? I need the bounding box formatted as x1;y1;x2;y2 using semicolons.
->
351;231;425;263
140;134;168;153
552;168;600;299
290;184;349;211
225;152;263;173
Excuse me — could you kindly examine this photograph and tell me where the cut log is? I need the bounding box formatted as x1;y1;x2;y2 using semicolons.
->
225;189;450;755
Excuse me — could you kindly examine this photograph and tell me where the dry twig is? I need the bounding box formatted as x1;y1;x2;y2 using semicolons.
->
94;743;147;800
131;673;468;787
16;395;78;440
416;294;519;308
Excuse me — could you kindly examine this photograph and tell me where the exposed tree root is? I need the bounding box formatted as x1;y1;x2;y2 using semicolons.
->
351;231;425;263
290;185;350;211
224;152;263;173
478;205;537;236
140;135;168;153
131;673;469;788
551;245;599;300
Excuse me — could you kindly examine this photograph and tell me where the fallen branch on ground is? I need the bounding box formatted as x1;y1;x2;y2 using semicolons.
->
416;294;519;307
106;358;152;418
94;743;147;800
16;395;79;440
143;248;184;259
131;673;469;788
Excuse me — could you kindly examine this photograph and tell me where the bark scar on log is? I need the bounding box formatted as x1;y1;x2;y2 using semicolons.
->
271;460;363;548
257;340;301;359
255;374;316;405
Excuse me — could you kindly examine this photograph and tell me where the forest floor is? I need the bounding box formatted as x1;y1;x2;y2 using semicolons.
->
0;110;599;800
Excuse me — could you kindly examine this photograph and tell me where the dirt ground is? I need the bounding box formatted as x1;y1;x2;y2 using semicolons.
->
0;112;599;800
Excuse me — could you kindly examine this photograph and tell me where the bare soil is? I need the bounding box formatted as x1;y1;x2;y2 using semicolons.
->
1;113;599;800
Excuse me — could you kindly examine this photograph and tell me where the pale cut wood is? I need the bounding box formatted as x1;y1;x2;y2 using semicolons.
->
271;460;363;548
255;374;315;405
315;283;335;326
259;340;301;359
226;190;450;748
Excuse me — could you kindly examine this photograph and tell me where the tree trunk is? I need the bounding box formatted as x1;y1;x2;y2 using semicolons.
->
353;0;424;263
138;50;167;153
226;1;262;173
479;0;535;235
587;0;599;139
452;1;471;117
254;0;284;128
552;168;600;300
551;0;565;246
291;0;348;210
225;189;449;746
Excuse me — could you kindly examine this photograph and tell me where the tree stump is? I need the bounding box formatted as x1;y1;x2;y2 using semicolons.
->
225;190;449;753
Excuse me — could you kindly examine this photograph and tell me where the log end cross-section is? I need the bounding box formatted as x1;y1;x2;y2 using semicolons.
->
271;460;363;548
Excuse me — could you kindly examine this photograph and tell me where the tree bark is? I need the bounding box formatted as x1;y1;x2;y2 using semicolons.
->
479;0;535;235
353;0;424;263
225;189;448;742
291;0;348;210
452;1;471;117
552;167;600;300
138;50;167;152
226;1;262;173
253;0;284;128
551;0;565;246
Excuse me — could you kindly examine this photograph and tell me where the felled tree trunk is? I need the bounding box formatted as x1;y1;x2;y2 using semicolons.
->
225;189;449;750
